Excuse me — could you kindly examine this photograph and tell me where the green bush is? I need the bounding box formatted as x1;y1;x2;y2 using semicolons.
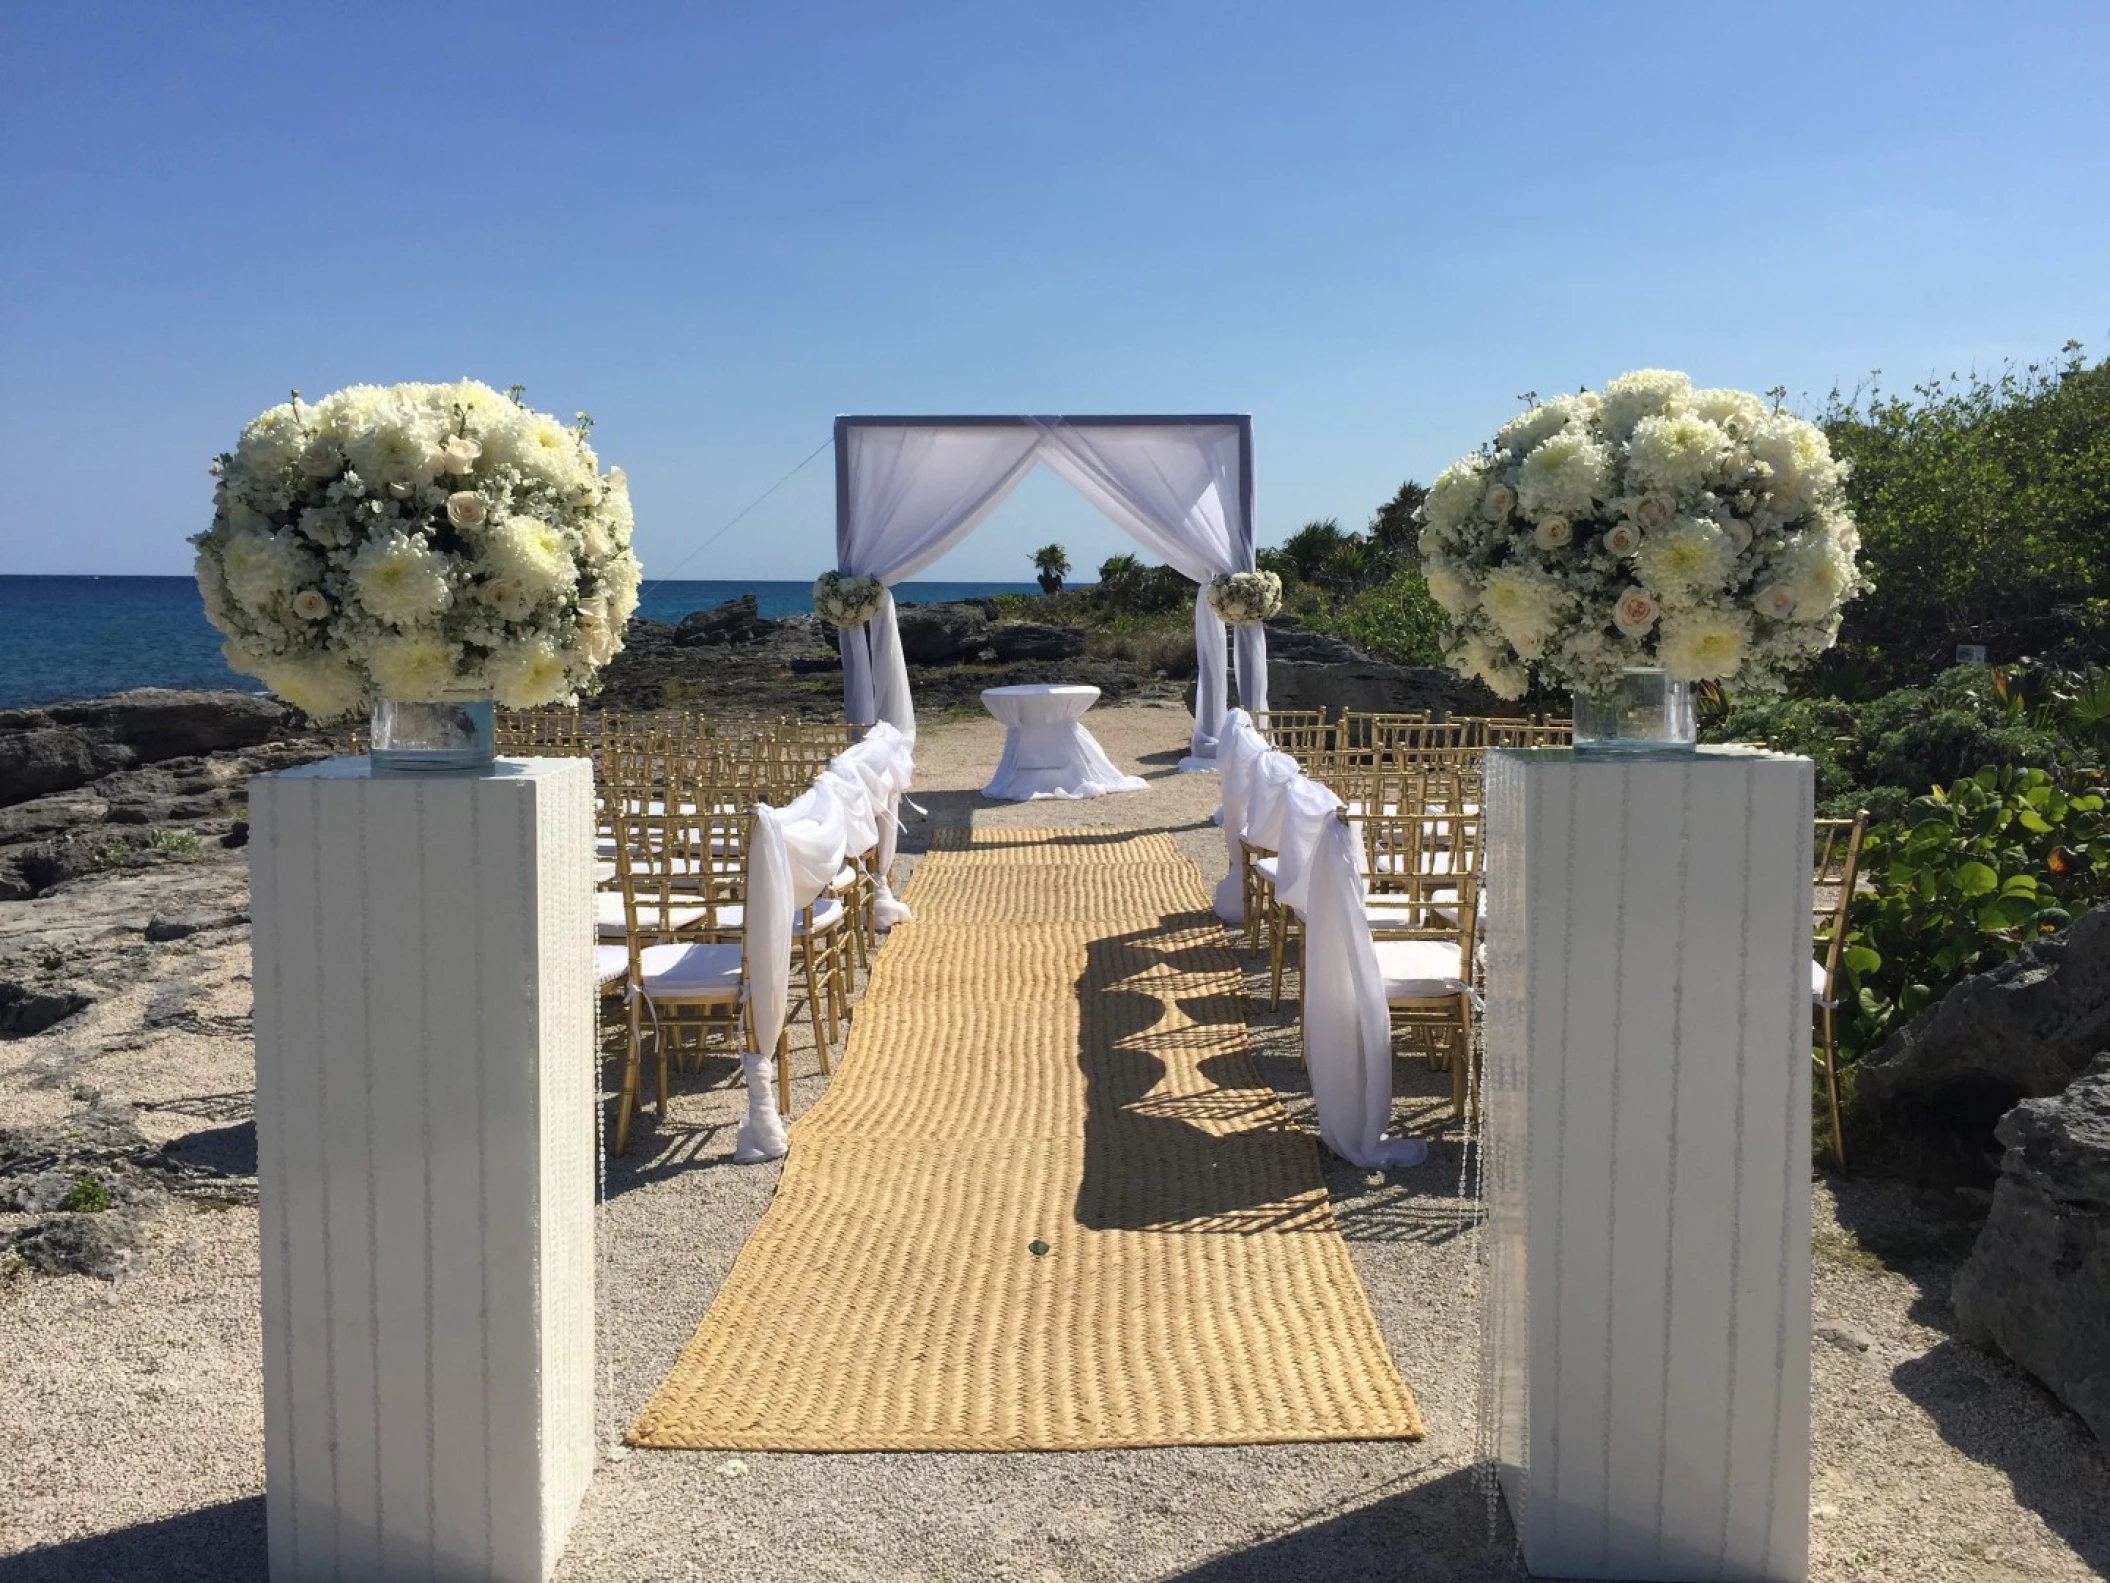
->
1837;765;2110;1067
1299;571;1449;667
60;1174;109;1213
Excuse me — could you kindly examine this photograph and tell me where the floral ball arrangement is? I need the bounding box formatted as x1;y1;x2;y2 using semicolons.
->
1416;370;1870;701
1206;570;1284;626
812;571;886;627
192;381;642;719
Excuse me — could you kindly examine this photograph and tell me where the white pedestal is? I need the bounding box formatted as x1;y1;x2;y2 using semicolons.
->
1482;748;1814;1582
250;756;597;1583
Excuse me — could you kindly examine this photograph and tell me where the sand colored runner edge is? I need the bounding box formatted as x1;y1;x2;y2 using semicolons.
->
627;826;1425;1451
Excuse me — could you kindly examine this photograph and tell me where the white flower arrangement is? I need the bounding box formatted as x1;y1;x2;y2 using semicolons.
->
192;381;641;719
1206;570;1284;626
1417;370;1871;700
812;571;886;627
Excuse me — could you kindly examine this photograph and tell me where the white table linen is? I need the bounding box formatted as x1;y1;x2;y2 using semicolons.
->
979;685;1146;802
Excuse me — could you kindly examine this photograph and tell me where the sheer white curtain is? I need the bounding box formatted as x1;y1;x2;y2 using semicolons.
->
835;418;1268;753
1027;420;1267;762
836;425;1043;738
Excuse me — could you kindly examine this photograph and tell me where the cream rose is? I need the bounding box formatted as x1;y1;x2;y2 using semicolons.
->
292;588;331;621
1604;521;1643;557
447;491;488;529
1482;484;1516;520
1613;588;1660;638
440;435;482;475
1631;492;1675;531
1755;584;1798;620
1532;516;1572;552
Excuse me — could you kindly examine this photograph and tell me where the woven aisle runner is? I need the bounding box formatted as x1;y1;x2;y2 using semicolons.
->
628;827;1424;1451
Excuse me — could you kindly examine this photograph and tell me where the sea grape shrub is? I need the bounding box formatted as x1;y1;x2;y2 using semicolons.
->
1838;766;2110;1068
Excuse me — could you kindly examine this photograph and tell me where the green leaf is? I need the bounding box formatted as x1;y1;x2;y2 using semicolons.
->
1952;861;1999;897
2016;809;2053;834
1842;945;1883;977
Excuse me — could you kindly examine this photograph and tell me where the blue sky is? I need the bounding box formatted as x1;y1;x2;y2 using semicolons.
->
3;0;2106;582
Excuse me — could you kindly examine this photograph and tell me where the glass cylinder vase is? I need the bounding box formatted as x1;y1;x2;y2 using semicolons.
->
1571;667;1696;756
369;693;496;773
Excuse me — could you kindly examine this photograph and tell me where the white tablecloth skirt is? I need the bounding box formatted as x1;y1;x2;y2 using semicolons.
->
981;685;1148;802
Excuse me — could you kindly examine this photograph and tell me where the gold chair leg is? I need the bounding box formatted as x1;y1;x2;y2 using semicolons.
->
802;937;830;1065
616;1001;643;1155
1268;903;1289;1011
775;1027;792;1113
1820;1009;1846;1170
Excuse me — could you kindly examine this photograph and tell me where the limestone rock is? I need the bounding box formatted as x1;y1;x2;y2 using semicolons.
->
985;623;1086;663
674;594;777;647
895;603;988;665
1856;903;2110;1146
0;689;291;808
0;980;92;1037
1952;1054;2110;1440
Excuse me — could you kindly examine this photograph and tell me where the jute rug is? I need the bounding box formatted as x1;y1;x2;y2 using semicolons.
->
627;826;1425;1451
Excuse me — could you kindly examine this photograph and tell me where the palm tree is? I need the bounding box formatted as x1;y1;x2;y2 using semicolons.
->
1032;543;1070;595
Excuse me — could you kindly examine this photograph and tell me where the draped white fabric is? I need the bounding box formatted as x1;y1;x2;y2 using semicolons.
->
1212;708;1267;922
733;723;914;1161
834;419;1266;755
1221;712;1428;1171
835;425;1045;736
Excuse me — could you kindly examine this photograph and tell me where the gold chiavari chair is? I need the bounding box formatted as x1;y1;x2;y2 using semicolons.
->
608;797;766;1154
1250;709;1332;766
1813;812;1868;1170
1358;809;1482;1118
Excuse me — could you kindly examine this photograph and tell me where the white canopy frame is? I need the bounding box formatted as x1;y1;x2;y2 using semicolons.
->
832;414;1269;764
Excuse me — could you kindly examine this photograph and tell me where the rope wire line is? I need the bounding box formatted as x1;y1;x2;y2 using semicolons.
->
638;434;833;599
629;826;1424;1452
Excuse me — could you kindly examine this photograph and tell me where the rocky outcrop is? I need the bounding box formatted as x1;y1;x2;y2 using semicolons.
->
673;594;778;647
1857;904;2110;1156
986;622;1087;663
1952;1054;2110;1440
0;689;293;808
895;603;989;665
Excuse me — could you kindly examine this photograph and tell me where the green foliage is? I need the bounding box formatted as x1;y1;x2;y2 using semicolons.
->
1820;342;2110;681
1094;554;1191;615
149;827;204;856
1300;571;1449;667
60;1174;109;1213
1030;543;1069;591
1837;766;2110;1066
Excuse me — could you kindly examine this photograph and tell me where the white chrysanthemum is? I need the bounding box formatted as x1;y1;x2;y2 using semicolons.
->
1624;412;1732;498
1497;394;1591;458
221;529;317;612
1779;528;1854;618
604;552;642;623
234;403;307;477
1634;517;1734;599
485;635;571;709
484;514;578;598
1479;565;1568;647
1422;456;1490;537
368;632;458;701
1658;608;1752;682
1599;369;1693;440
1689;387;1767;433
1748;412;1839;520
1514;428;1612;520
350;532;453;626
1422;557;1476;619
344;404;442;489
256;651;367;721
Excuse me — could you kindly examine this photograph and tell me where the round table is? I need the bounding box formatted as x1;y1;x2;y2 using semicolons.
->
980;685;1149;801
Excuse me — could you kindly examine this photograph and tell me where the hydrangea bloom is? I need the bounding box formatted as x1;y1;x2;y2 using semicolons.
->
193;381;640;717
1414;370;1869;696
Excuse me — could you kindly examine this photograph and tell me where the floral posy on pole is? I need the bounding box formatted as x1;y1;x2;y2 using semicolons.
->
1206;570;1284;626
1416;370;1869;700
812;571;886;627
193;381;642;718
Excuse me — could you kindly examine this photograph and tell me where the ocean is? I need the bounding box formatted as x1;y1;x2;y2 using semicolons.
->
0;575;1046;711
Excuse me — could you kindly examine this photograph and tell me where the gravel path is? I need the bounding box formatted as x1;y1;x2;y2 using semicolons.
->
1;702;2105;1581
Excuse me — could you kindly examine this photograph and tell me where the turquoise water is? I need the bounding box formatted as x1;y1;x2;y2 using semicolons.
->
0;576;1045;710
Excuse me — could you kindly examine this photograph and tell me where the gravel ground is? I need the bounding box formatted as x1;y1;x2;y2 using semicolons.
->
1;701;2105;1581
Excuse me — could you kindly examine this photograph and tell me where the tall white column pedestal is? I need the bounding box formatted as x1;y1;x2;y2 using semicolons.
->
1482;748;1814;1582
250;757;596;1583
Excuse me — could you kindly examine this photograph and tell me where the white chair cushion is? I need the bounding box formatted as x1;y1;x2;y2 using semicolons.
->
1374;938;1469;999
595;891;712;940
594;944;629;987
1254;856;1280;883
829;863;860;892
636;942;743;1002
